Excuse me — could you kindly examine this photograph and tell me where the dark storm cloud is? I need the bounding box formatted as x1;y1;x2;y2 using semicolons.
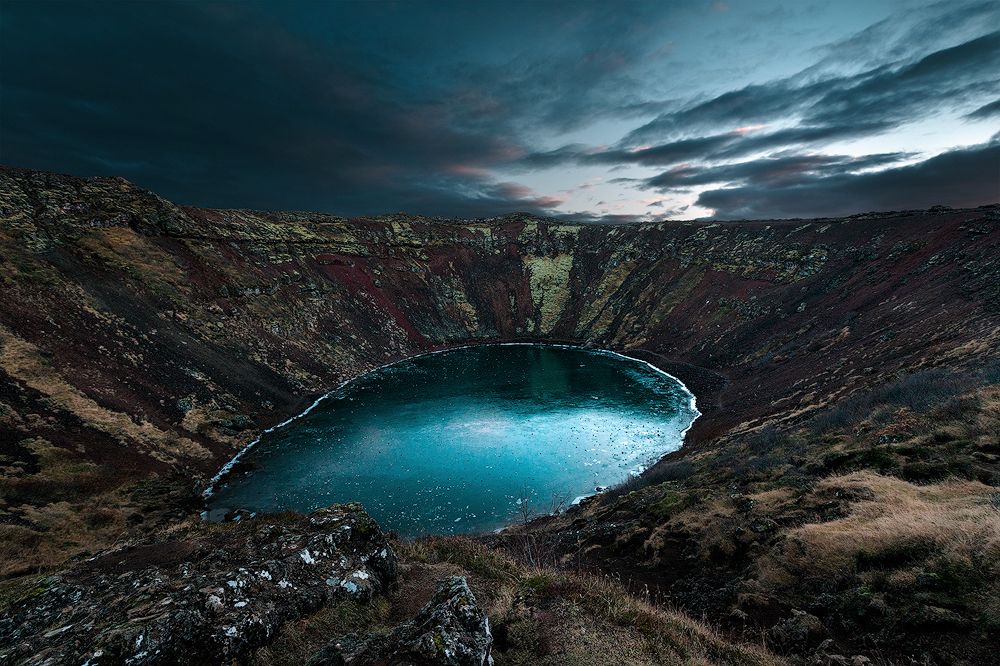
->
803;1;996;75
415;2;699;138
521;123;897;171
0;1;570;216
803;31;1000;130
518;135;733;170
2;0;997;221
966;99;1000;120
519;29;999;170
1;1;715;217
507;17;999;221
646;153;910;189
551;211;649;225
694;139;1000;220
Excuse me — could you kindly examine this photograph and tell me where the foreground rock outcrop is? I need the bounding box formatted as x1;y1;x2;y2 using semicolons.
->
0;504;397;665
307;576;493;666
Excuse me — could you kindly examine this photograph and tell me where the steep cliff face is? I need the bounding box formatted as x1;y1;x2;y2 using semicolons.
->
1;166;998;572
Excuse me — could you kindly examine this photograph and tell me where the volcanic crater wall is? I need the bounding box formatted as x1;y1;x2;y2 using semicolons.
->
1;166;998;490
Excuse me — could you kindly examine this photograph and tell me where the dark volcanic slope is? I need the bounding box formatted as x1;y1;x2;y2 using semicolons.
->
0;166;998;534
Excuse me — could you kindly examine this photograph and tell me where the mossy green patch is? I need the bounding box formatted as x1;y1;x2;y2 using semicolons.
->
647;490;691;521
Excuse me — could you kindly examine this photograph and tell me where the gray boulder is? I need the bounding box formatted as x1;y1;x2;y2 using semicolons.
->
308;576;493;666
767;608;829;652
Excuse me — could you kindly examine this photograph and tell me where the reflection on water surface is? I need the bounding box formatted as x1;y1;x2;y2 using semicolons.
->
208;345;698;536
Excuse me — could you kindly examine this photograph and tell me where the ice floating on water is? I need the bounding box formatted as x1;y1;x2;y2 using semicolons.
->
205;344;700;537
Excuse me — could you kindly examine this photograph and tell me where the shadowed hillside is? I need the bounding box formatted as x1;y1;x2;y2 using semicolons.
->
1;166;997;664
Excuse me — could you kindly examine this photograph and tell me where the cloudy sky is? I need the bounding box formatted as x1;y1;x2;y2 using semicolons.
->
2;1;997;222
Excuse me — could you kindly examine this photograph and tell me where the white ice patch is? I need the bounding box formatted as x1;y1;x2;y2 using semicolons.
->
43;624;73;638
80;649;105;666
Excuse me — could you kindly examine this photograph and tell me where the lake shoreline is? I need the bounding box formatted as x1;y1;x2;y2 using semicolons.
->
204;343;701;536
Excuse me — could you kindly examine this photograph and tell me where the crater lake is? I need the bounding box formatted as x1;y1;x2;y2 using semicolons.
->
207;345;699;536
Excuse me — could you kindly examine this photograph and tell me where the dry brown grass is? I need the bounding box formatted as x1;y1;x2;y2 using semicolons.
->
251;596;393;666
0;437;192;579
0;324;212;462
642;492;739;566
389;536;786;666
77;227;192;296
564;570;780;666
942;325;1000;362
753;471;1000;603
0;497;133;578
0;434;144;577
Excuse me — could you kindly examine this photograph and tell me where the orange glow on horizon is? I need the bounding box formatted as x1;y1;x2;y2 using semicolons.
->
732;124;770;134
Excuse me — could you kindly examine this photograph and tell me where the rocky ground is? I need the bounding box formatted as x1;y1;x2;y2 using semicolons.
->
1;166;997;664
1;504;398;665
489;366;1000;664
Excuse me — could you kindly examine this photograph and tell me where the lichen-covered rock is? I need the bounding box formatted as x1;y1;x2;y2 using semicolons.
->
308;576;493;666
0;504;397;666
767;609;829;652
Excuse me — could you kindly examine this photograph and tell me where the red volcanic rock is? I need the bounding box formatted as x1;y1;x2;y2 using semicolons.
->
0;165;996;557
2;167;996;480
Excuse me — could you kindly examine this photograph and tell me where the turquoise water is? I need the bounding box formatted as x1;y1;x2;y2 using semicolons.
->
207;345;698;537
